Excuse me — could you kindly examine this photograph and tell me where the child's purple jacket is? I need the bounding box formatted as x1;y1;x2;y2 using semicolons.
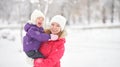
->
23;23;50;52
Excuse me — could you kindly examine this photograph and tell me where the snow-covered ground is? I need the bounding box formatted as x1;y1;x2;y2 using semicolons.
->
0;29;30;67
0;27;120;67
62;28;120;67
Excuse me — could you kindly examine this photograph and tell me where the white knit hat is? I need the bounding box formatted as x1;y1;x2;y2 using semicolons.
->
50;15;67;31
30;9;45;24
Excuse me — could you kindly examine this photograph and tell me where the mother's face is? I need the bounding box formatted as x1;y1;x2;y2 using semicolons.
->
50;22;61;35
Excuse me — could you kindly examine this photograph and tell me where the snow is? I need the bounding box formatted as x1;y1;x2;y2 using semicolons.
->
0;30;30;67
69;22;120;29
0;27;120;67
61;28;120;67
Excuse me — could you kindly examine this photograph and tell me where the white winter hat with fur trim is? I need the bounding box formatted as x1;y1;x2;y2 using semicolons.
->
50;15;67;31
30;9;45;24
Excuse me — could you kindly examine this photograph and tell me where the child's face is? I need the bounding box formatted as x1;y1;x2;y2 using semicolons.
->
36;17;44;27
50;22;61;35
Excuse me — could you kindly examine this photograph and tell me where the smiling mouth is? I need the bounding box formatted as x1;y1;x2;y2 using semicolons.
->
38;22;42;25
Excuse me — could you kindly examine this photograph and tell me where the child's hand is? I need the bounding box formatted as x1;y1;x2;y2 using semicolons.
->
49;34;58;41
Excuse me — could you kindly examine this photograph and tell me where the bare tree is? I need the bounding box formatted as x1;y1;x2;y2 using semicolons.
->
87;0;91;24
111;0;115;23
102;6;106;23
119;0;120;22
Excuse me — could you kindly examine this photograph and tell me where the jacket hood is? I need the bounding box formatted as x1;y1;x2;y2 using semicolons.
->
24;23;35;32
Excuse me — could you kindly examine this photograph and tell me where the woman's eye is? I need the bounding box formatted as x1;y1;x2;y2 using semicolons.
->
51;24;54;26
57;24;60;27
57;25;60;27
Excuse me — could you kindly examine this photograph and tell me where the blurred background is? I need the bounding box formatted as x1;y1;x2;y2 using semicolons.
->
0;0;120;67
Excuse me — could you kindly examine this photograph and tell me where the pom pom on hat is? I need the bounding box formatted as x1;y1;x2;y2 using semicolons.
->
30;9;45;24
50;15;67;31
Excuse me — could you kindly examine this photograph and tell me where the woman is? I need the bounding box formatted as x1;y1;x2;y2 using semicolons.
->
34;15;67;67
